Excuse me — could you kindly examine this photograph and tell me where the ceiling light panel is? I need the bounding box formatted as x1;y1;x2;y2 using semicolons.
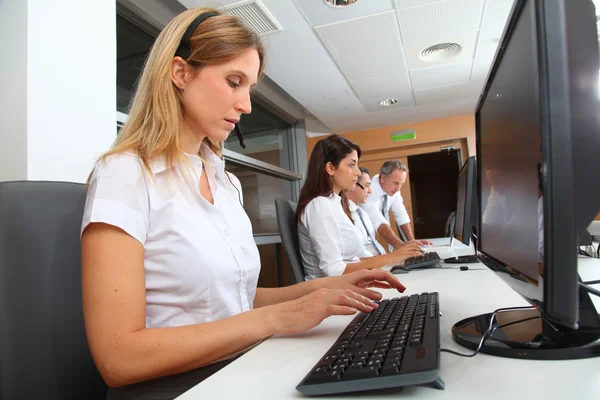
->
314;11;402;59
358;91;415;112
480;0;516;31
294;0;393;27
410;61;473;90
396;0;485;43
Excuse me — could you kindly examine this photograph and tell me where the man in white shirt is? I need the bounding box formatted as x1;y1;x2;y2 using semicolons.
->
361;160;431;250
347;167;387;256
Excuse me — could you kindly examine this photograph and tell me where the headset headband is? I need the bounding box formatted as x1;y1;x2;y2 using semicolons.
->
174;12;219;59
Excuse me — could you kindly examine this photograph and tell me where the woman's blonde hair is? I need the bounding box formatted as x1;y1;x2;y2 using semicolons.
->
100;7;265;176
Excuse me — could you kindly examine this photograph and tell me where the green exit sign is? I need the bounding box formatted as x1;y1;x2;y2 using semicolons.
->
390;129;416;141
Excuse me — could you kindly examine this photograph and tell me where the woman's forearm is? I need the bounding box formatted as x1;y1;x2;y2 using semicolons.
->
254;280;319;308
91;307;275;388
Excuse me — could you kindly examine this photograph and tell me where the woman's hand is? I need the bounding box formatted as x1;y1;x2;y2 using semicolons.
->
266;288;379;335
264;270;407;335
320;269;406;299
414;239;434;246
387;242;423;264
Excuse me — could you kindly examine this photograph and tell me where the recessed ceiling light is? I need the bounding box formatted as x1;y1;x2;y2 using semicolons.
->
325;0;358;7
420;43;462;62
380;98;398;107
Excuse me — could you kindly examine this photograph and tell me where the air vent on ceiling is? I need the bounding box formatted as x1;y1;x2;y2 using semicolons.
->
419;43;462;62
224;0;283;36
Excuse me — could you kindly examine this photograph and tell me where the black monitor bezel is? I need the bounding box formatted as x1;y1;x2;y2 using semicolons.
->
453;157;476;246
474;0;589;329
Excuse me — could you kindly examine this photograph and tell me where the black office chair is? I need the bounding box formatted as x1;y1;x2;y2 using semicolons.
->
0;181;107;399
274;199;305;284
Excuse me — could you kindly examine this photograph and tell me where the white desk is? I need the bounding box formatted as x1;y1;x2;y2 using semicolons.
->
178;241;600;400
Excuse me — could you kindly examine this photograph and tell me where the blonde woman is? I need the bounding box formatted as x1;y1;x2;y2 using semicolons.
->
81;8;406;399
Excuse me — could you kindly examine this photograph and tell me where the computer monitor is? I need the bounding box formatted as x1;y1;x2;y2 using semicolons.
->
453;157;477;246
452;0;600;359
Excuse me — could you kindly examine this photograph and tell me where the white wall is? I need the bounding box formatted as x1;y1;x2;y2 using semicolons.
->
0;0;28;181
27;0;117;182
0;0;117;183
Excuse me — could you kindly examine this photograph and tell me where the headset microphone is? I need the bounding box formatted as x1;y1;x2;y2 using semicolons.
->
234;124;246;149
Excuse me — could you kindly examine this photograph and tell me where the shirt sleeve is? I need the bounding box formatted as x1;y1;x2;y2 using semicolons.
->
390;192;411;226
301;197;347;277
362;194;388;231
81;153;150;244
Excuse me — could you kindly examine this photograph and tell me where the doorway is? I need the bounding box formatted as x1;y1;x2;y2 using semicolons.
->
408;149;460;239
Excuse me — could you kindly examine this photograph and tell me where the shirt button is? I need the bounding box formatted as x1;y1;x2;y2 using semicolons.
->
222;229;229;237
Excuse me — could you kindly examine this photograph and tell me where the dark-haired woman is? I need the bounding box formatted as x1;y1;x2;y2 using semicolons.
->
296;135;423;280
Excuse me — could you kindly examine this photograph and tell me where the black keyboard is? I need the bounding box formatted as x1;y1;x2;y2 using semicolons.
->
400;252;442;270
296;293;443;396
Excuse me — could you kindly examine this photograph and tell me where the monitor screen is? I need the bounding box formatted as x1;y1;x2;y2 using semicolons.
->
478;0;543;284
453;157;475;246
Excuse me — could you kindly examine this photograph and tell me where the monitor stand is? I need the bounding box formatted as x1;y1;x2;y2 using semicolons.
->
451;287;600;360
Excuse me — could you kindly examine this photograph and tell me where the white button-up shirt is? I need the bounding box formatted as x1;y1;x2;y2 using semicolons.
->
81;144;260;328
298;194;371;280
349;200;383;256
361;174;411;231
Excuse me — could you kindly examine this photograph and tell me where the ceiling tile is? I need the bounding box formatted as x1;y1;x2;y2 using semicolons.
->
336;47;408;81
294;0;394;27
471;29;502;81
410;61;473;90
350;74;412;98
396;0;485;43
480;0;515;31
403;32;477;70
314;11;402;59
414;81;475;105
394;0;442;8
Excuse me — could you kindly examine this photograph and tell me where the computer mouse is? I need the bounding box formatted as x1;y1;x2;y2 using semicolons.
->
390;265;409;274
460;266;469;271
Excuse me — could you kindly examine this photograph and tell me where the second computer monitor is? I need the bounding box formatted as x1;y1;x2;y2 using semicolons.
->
453;156;476;246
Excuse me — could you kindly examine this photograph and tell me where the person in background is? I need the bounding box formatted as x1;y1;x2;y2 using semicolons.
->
346;167;387;256
80;8;407;399
296;135;423;280
362;160;433;250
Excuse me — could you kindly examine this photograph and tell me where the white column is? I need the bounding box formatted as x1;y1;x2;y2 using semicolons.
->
0;0;116;183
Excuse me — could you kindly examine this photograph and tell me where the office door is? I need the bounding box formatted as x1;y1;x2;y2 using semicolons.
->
408;150;460;239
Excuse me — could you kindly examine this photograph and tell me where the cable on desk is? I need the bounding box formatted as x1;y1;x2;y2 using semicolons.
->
578;248;592;257
579;282;600;298
440;306;536;358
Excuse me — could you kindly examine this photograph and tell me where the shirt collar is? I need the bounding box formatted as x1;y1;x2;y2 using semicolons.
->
371;174;386;197
328;192;341;203
148;143;226;182
348;199;358;212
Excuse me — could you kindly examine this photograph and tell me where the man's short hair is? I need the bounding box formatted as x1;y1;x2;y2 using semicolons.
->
380;160;408;176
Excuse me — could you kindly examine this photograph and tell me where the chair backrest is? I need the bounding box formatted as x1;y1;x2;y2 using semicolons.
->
274;199;305;284
0;181;107;399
